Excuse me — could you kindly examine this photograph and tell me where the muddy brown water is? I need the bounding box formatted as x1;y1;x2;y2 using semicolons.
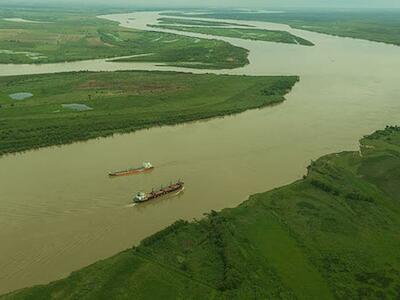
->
0;12;400;294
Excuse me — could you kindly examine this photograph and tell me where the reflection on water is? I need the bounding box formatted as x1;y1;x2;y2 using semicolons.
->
0;11;400;294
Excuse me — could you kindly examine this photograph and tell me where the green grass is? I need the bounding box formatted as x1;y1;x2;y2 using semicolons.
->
150;24;314;46
3;126;400;299
164;11;400;46
0;9;248;68
0;71;298;155
111;35;249;69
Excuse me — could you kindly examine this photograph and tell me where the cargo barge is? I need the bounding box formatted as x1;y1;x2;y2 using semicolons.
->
134;180;184;203
109;162;153;177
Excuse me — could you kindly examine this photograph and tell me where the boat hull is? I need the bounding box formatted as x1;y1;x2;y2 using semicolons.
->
134;182;184;203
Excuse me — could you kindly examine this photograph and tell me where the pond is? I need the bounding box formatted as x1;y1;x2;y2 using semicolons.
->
9;92;33;100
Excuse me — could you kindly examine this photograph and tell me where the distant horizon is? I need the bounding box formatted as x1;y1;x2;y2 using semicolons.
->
1;4;400;12
1;0;400;10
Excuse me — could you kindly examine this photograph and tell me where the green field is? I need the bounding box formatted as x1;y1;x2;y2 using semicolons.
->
3;126;400;299
151;24;314;46
164;11;400;46
0;71;298;155
0;9;248;68
111;36;248;69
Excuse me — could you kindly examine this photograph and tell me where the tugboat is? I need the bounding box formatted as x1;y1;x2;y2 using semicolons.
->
134;180;184;203
109;162;153;177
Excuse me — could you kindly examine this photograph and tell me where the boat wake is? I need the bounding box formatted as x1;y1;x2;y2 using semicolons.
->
175;187;185;195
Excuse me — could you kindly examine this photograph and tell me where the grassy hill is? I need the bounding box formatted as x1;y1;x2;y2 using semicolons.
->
3;126;400;299
0;71;298;155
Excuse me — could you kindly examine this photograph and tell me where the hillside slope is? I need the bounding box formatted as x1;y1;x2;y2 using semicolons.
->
2;126;400;299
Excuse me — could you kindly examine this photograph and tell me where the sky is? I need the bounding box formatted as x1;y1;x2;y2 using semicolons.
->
2;0;400;9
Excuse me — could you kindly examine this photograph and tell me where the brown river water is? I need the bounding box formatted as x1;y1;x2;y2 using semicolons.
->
0;12;400;294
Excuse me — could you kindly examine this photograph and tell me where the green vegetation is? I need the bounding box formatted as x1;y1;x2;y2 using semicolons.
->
165;11;400;46
0;9;248;68
0;71;298;155
111;35;248;69
3;126;400;299
157;17;253;27
151;24;314;46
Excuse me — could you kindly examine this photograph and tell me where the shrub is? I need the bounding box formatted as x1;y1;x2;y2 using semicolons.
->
310;179;340;196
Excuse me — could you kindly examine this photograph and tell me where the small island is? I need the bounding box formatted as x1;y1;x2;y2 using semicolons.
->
0;71;298;155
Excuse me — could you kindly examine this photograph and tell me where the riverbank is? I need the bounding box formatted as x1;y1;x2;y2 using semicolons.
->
0;71;298;155
1;9;400;296
0;8;248;68
150;24;314;46
4;126;399;299
164;10;400;47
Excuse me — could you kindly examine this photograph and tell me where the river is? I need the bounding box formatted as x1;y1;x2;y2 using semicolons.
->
0;11;400;294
